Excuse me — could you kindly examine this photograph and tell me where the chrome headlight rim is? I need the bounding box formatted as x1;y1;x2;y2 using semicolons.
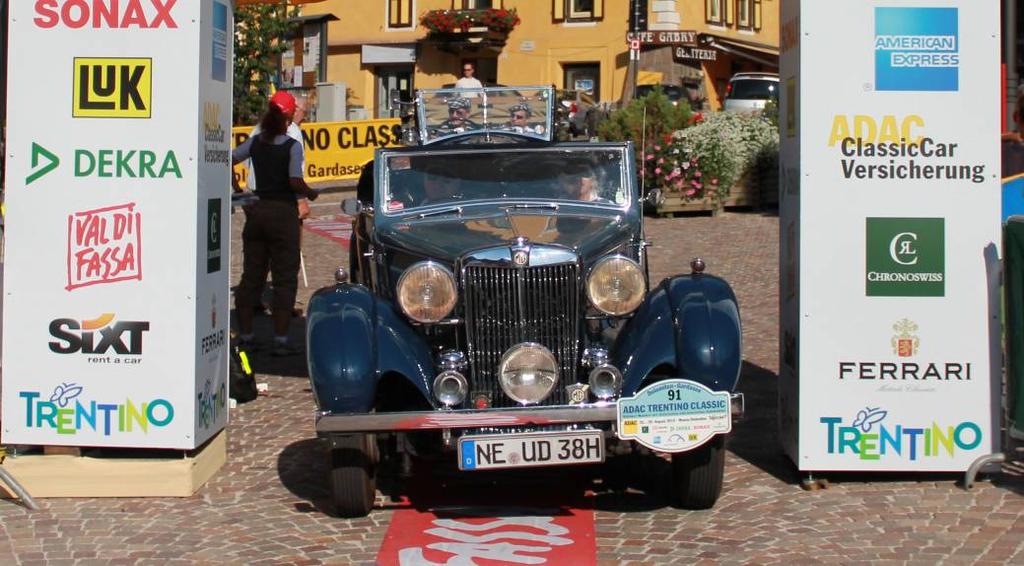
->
396;260;458;323
498;342;560;405
586;255;646;317
433;370;469;407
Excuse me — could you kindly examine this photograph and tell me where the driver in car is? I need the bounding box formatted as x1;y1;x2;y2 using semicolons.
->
422;172;460;205
506;102;545;135
433;97;477;137
558;167;605;202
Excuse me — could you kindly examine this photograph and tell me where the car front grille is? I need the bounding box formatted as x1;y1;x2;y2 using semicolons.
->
463;263;580;407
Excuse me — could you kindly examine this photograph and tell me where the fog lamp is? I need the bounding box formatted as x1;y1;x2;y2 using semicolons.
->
589;364;622;400
433;370;468;407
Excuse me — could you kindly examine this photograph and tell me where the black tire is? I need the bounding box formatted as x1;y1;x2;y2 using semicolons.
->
670;434;725;510
328;434;377;517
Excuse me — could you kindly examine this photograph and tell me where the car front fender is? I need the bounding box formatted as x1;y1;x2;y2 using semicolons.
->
612;274;742;395
306;284;435;414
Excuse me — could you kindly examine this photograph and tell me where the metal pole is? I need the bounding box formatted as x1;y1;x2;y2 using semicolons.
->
1008;0;1019;126
0;465;41;511
631;0;641;101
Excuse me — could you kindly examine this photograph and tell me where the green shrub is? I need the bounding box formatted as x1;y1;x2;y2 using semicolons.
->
597;87;692;150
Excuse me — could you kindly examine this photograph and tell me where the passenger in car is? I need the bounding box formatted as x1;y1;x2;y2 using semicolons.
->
558;167;603;202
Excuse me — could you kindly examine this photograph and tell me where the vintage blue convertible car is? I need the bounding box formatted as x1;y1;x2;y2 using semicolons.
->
307;87;743;516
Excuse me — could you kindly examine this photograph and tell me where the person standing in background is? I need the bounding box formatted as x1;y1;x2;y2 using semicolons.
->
245;95;310;219
1004;93;1024;178
455;61;483;94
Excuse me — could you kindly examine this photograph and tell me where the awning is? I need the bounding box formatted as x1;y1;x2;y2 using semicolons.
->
701;33;779;68
361;44;417;65
236;0;328;5
288;13;339;25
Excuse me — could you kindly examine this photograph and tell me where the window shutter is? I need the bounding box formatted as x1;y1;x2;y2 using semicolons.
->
554;0;565;21
725;0;734;26
705;0;713;23
593;0;604;19
753;0;762;30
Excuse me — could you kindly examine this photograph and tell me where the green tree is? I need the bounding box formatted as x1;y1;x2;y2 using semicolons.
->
233;2;297;126
597;87;692;147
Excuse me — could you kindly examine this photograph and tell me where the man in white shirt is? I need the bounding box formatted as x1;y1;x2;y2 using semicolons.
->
454;62;483;97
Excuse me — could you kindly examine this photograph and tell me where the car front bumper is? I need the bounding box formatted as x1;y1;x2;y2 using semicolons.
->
315;393;744;434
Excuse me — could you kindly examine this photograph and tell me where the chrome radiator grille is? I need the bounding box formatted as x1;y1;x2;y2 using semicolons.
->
463;263;580;407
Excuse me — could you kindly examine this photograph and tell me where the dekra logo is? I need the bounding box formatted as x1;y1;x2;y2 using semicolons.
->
34;0;178;29
73;58;152;118
49;313;150;355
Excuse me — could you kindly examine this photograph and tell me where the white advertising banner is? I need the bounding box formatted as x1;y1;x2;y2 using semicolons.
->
780;0;1001;471
2;0;232;449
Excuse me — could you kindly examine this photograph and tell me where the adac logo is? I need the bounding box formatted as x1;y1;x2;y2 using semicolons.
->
34;0;178;29
866;217;944;297
49;313;150;358
203;102;229;164
891;318;919;358
874;7;959;92
73;58;152;119
820;407;981;461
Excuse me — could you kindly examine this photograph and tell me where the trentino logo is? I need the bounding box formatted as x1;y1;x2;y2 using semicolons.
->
866;218;945;297
875;7;959;92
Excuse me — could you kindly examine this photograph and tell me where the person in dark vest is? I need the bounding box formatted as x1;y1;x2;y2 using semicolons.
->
231;91;318;356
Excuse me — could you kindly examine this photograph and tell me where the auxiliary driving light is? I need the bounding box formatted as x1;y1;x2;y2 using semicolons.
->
588;364;623;400
433;370;469;407
498;343;559;405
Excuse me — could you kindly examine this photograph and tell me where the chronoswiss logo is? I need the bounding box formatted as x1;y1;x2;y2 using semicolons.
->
891;318;919;358
866;217;944;297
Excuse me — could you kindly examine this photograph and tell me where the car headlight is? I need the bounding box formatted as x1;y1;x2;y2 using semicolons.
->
586;256;645;316
498;343;559;405
397;261;457;323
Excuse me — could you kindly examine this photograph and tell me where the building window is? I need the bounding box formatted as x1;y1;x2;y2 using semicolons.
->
564;63;600;99
554;0;603;22
388;0;412;29
737;0;761;30
706;0;725;25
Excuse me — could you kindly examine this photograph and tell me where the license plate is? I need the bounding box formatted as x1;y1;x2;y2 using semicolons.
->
458;430;604;471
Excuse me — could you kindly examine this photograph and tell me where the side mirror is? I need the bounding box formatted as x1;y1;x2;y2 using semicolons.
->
341;198;362;216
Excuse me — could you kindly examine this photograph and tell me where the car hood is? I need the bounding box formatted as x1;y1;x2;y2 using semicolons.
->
377;211;635;263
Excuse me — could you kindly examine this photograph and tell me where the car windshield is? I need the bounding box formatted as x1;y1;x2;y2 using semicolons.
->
728;79;778;100
382;148;629;214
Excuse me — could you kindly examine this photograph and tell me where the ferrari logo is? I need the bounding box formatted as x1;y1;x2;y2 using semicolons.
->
891;318;919;358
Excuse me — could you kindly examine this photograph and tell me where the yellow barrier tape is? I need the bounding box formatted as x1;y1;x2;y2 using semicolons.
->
232;118;402;187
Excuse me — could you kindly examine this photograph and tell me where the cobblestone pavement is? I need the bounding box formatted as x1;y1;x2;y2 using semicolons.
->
1;192;1023;565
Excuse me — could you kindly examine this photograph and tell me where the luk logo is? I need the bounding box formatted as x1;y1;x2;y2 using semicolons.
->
866;218;944;297
73;58;152;118
49;313;149;358
875;7;959;92
34;0;178;29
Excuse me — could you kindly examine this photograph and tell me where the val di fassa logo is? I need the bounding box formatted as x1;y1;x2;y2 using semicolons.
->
874;7;958;92
49;313;150;362
865;217;944;297
820;407;981;461
19;383;174;436
34;0;178;29
838;318;972;385
827;115;986;184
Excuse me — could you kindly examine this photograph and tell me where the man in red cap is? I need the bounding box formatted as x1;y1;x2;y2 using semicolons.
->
231;91;318;356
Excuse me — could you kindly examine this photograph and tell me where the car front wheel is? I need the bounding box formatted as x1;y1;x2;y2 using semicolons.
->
669;434;725;510
328;433;377;517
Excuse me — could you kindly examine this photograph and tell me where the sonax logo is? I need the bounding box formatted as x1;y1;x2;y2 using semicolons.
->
34;0;178;29
875;7;958;92
73;58;152;118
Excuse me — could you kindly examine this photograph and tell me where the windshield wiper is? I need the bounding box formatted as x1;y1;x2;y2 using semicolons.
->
502;203;559;211
415;206;463;219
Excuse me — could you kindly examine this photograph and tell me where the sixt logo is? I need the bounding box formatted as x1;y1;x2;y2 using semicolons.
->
820;407;981;461
34;0;178;29
874;7;958;92
19;383;174;436
49;313;149;358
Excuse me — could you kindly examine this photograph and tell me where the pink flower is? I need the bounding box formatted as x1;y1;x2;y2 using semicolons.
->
691;180;702;189
646;154;655;160
654;167;662;174
654;145;661;151
657;158;665;164
685;188;697;196
711;178;719;185
694;171;702;178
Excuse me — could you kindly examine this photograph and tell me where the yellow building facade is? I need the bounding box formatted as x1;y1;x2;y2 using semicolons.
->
297;1;779;118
